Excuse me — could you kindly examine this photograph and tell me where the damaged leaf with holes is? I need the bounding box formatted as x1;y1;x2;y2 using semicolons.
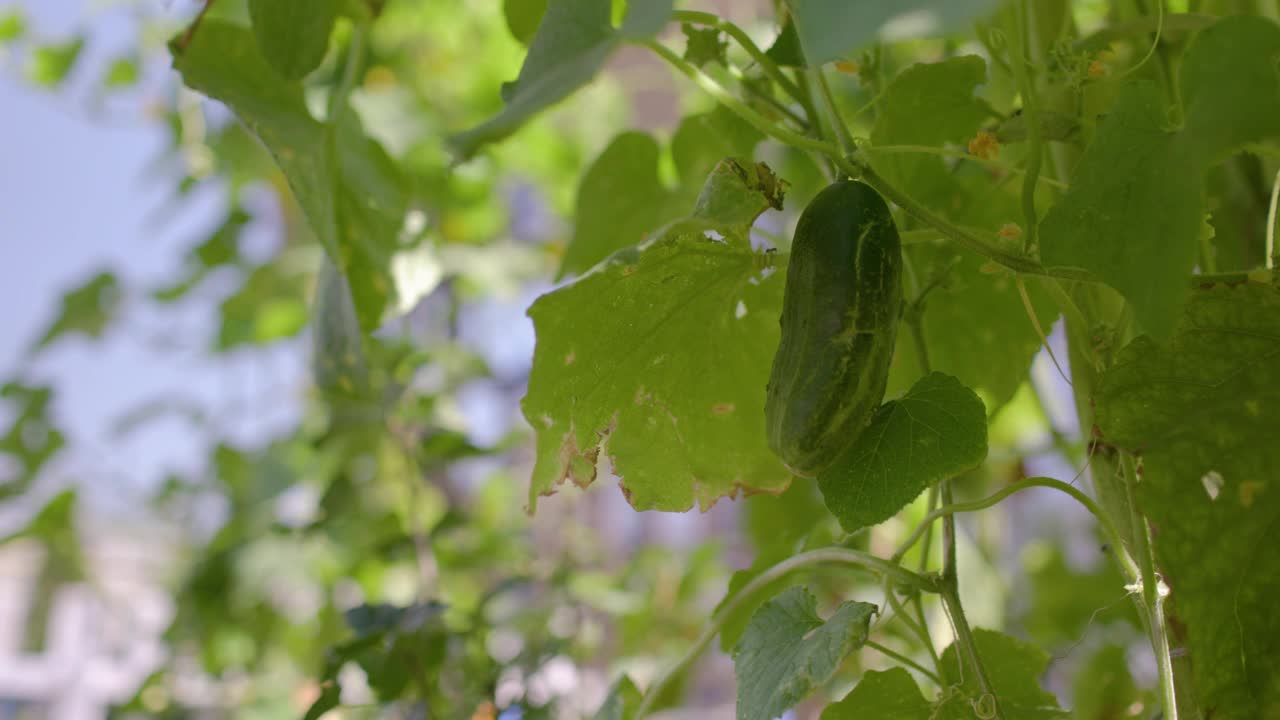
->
524;158;790;512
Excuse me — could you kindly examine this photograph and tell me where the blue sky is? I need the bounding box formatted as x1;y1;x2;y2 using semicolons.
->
0;0;310;516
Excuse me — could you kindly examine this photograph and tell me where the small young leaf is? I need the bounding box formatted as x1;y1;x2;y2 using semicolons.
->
1096;283;1280;717
733;586;876;720
34;271;121;349
764;19;804;67
248;0;337;80
27;37;83;87
821;667;931;720
818;372;987;533
0;383;65;500
682;24;726;67
102;56;140;88
0;9;26;44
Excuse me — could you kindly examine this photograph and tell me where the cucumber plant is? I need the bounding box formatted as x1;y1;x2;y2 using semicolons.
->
16;0;1275;719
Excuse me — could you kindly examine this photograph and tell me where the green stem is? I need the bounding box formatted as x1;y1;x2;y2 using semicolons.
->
1122;455;1179;720
866;640;942;685
809;65;855;156
893;476;1141;584
641;38;837;158
864;144;1069;189
671;10;807;105
1007;0;1044;252
939;481;1004;720
633;547;937;719
328;24;367;121
843;157;1075;276
1267;168;1280;270
883;581;943;674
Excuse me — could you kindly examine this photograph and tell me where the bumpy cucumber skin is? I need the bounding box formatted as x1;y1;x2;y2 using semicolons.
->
766;181;903;477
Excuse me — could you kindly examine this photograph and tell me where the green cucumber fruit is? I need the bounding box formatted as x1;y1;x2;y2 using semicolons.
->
765;180;903;476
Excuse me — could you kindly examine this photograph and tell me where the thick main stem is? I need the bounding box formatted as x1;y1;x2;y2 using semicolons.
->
1123;455;1179;720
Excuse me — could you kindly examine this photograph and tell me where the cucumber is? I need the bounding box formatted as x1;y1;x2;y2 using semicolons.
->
765;181;903;476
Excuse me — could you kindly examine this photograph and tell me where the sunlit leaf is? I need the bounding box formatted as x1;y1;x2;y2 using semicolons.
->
0;384;65;500
525;160;790;512
172;21;411;331
34;271;121;349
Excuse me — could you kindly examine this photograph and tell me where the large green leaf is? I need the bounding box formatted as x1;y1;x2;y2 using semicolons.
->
451;0;673;158
937;629;1065;719
172;21;411;331
1041;16;1280;339
33;271;120;349
524;160;789;512
817;372;987;533
788;0;999;66
821;667;931;720
1095;283;1280;718
248;0;337;79
733;586;876;720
